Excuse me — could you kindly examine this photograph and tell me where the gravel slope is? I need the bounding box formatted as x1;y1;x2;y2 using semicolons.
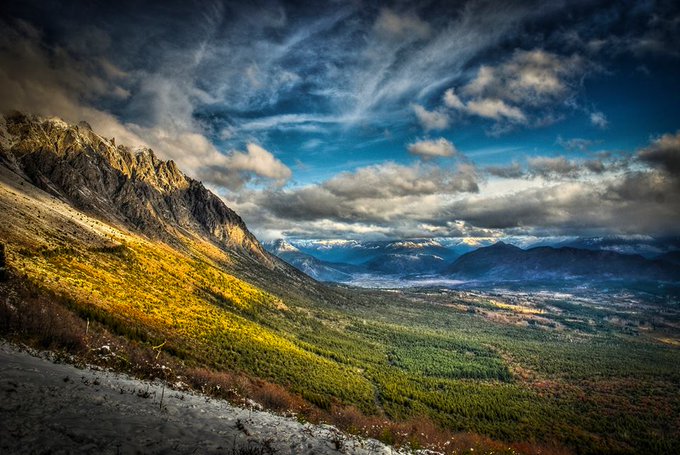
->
0;342;403;454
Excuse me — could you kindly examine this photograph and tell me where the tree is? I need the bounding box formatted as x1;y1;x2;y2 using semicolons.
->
0;243;7;281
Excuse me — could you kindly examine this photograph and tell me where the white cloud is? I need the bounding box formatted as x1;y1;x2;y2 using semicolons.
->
590;111;609;129
436;49;580;127
408;137;457;158
433;48;588;132
463;49;584;106
463;66;495;96
412;104;449;131
202;143;292;190
245;161;480;232
226;143;292;182
234;131;680;240
443;88;464;110
465;98;526;122
324;162;451;199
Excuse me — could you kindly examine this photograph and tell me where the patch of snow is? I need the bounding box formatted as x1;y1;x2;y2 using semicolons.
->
387;240;442;249
273;239;300;253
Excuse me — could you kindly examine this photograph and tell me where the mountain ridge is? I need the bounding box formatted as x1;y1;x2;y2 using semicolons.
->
0;112;274;267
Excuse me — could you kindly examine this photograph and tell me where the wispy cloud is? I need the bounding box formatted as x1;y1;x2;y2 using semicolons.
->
590;111;609;129
556;136;598;152
238;114;344;132
373;8;431;41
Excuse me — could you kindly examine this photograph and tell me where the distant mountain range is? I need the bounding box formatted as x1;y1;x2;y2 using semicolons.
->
447;242;680;282
264;238;465;282
263;239;354;282
554;236;680;259
293;238;464;264
266;238;680;284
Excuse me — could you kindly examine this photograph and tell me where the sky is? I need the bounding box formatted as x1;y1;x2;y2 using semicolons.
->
1;0;679;243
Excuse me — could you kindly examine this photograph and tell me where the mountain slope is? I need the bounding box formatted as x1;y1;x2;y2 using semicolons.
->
0;116;375;411
657;250;680;265
363;252;447;275
0;112;355;326
447;241;680;281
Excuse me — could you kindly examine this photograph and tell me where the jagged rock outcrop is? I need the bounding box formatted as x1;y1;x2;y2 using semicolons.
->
0;112;273;267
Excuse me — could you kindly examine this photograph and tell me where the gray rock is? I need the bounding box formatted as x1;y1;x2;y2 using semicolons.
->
1;112;274;268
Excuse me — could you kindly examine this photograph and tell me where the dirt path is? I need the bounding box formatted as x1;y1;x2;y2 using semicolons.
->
0;342;403;454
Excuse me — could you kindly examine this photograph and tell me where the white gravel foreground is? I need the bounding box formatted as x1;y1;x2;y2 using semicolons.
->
0;342;406;455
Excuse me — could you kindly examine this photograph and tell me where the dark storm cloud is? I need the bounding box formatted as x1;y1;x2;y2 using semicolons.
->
638;131;680;175
484;155;619;180
485;162;524;178
527;156;581;178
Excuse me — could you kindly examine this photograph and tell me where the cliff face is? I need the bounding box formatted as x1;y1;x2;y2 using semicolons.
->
0;112;273;267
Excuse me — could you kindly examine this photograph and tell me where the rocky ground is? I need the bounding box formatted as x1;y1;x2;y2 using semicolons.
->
0;342;406;454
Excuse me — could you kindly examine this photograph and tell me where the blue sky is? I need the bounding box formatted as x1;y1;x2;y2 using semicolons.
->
1;0;679;241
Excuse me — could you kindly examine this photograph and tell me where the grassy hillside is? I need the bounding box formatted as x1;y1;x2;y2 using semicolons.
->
1;166;679;454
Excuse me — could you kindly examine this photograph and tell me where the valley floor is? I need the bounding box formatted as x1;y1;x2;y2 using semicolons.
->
0;342;400;455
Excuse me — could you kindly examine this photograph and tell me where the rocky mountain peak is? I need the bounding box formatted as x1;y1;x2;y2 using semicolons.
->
488;241;520;251
271;239;301;253
0;112;275;268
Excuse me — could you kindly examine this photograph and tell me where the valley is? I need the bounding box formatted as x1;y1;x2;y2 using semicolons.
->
0;114;679;454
